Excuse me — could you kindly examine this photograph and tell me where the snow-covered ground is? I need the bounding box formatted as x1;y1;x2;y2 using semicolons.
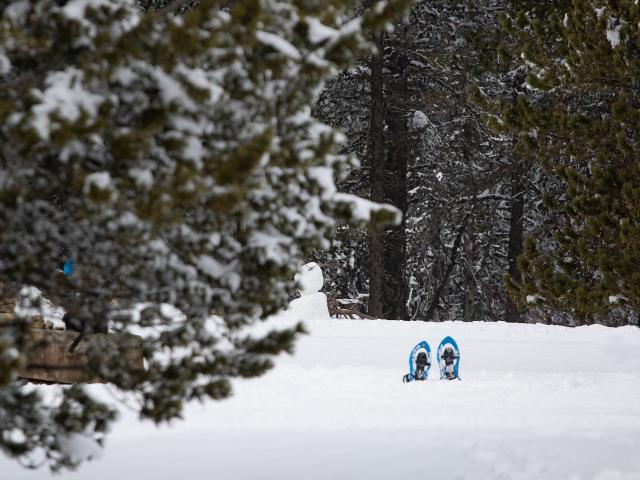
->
2;318;640;480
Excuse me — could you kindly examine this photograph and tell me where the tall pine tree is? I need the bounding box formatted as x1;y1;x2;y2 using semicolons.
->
500;0;640;324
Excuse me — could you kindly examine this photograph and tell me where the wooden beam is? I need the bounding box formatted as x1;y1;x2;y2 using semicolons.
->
17;329;144;384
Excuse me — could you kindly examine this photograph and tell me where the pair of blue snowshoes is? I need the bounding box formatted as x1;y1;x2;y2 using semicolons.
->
402;336;460;382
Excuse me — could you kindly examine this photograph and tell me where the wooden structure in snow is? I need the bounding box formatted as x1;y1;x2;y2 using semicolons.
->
1;307;144;384
18;328;144;384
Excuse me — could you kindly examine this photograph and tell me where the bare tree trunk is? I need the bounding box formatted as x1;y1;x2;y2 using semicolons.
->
459;71;477;323
383;51;409;321
367;31;385;318
462;234;477;322
506;175;524;322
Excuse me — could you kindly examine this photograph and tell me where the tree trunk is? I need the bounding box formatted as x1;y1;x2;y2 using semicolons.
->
367;31;385;318
383;51;409;321
506;175;524;322
459;71;477;323
462;234;477;322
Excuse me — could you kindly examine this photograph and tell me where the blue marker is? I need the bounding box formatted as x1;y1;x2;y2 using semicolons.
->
63;258;74;276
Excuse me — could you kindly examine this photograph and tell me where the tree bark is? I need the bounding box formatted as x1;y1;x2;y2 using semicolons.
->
506;175;524;322
383;51;409;321
462;234;477;322
367;32;385;318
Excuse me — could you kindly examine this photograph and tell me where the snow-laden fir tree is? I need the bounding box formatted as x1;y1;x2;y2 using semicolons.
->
497;0;640;325
0;0;405;471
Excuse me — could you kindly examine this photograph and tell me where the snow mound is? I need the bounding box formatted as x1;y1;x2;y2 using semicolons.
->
288;292;329;321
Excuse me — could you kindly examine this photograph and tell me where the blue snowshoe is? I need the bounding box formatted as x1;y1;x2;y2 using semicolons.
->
437;336;460;380
402;341;431;383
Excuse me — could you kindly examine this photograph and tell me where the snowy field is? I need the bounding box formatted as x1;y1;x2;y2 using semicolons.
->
2;318;640;480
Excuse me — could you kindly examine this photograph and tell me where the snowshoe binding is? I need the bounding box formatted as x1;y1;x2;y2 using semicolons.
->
403;341;431;382
437;336;460;380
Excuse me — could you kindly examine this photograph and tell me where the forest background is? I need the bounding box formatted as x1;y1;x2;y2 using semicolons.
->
317;0;640;329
